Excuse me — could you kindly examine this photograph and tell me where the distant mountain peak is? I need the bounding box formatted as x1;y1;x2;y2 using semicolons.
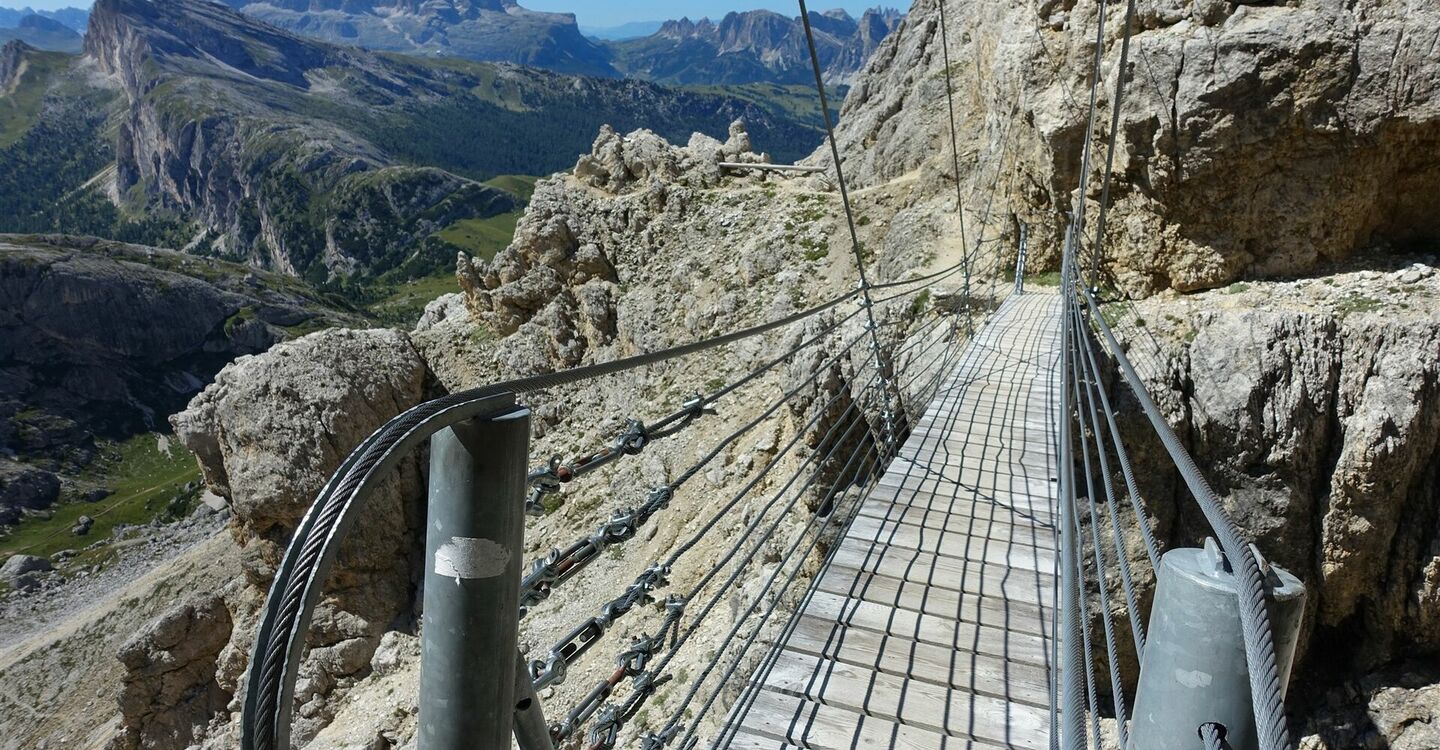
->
611;6;905;87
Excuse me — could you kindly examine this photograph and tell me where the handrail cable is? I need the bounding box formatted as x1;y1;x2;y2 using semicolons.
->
244;282;888;750
1088;0;1138;283
1070;296;1162;568
552;361;885;743
1068;300;1149;659
1073;275;1291;750
1054;0;1292;743
1068;327;1132;750
519;312;872;621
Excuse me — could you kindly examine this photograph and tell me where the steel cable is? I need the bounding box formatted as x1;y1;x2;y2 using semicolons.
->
243;286;879;750
1069;332;1132;750
1069;299;1149;657
1075;274;1292;750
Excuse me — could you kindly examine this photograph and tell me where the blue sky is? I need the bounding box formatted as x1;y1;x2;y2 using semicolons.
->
11;1;894;27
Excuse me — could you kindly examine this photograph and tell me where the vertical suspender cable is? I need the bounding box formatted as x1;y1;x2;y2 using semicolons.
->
1070;0;1110;285
1089;0;1137;284
935;0;974;331
797;0;895;450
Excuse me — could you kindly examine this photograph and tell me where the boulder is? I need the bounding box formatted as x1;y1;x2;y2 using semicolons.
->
170;327;429;736
1;553;52;582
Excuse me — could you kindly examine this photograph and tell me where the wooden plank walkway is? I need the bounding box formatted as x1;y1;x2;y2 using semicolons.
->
719;291;1063;750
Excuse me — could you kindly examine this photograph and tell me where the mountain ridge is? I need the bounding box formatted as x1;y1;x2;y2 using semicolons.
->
1;0;825;284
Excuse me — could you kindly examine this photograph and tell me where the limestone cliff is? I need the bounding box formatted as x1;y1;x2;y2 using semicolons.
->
1118;263;1440;673
826;0;1440;294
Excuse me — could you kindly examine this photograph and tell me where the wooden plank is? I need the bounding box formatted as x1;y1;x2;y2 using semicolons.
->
843;514;1056;573
800;590;1052;669
829;539;1056;608
761;649;1051;749
724;686;989;750
814;564;1052;638
783;613;1053;707
856;499;1056;547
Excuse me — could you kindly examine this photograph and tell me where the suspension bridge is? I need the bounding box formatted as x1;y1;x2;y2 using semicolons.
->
236;1;1305;749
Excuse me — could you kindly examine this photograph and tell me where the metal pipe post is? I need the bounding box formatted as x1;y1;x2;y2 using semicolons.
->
513;650;555;750
419;398;531;749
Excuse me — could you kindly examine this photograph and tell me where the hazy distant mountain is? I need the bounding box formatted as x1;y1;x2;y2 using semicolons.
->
581;20;663;41
0;13;82;51
216;0;620;77
608;8;904;86
0;5;88;32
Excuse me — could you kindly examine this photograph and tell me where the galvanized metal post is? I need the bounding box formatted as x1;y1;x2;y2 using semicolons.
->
1014;222;1029;295
513;650;555;750
419;398;531;750
1128;539;1306;750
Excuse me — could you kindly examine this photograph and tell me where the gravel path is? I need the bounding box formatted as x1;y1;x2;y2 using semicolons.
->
0;505;230;648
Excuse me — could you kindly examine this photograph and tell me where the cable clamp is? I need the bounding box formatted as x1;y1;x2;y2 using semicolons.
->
617;419;649;455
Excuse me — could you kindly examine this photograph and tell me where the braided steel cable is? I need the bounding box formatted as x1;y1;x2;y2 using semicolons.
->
558;392;878;744
934;0;974;328
1075;276;1292;750
1069;300;1148;657
1200;722;1231;750
1089;0;1138;283
534;343;881;709
659;341;883;572
661;384;886;745
1068;336;1132;750
1070;302;1162;569
1069;486;1104;750
1057;231;1089;750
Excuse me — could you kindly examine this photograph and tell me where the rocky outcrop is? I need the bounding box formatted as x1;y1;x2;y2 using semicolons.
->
169;326;429;743
457;120;835;379
0;39;29;88
111;595;233;750
68;0;825;280
0;552;53;590
609;8;905;86
1118;261;1440;680
827;0;1440;293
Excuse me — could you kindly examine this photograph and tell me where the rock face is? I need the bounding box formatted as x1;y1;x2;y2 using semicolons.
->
1;552;53;584
827;0;1440;293
0;39;30;87
1118;264;1440;681
0;235;356;507
0;459;61;522
219;0;619;77
111;595;234;750
169;326;429;743
607;8;905;86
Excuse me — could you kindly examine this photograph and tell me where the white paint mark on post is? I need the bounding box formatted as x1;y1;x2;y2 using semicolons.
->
1174;668;1214;689
435;537;509;585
